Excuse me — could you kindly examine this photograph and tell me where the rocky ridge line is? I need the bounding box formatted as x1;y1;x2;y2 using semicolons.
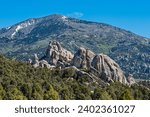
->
30;41;135;85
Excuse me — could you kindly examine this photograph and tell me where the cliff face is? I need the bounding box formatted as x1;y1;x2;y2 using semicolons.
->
71;47;95;69
91;54;128;84
44;41;73;66
31;41;135;85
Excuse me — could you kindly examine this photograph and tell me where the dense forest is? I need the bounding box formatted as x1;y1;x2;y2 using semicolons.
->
0;55;150;100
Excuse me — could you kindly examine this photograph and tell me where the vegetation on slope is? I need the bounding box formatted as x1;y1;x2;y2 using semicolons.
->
0;55;150;100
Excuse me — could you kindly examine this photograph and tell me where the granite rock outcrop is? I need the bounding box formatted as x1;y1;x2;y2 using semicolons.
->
30;41;135;85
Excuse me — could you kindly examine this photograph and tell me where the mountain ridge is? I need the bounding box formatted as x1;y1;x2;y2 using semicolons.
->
1;14;149;39
0;14;150;79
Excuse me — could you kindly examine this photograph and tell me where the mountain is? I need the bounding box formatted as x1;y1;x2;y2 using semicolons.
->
0;14;150;79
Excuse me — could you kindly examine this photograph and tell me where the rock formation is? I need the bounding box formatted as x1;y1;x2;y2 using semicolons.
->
30;41;135;85
127;74;136;85
44;41;73;67
32;54;39;68
91;54;128;84
71;47;95;69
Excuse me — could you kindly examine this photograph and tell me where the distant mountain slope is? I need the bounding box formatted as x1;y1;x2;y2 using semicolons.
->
0;14;150;79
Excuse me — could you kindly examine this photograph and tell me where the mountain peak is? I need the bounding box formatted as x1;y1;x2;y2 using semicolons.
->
41;14;68;20
0;14;150;80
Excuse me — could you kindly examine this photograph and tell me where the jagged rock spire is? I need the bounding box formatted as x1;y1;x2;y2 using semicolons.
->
71;47;95;69
32;54;39;68
31;41;135;85
45;41;73;66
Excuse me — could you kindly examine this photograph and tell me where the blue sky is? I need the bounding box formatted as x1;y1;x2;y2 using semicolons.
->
0;0;150;38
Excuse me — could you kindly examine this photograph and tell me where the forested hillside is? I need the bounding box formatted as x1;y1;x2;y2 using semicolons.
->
0;55;150;100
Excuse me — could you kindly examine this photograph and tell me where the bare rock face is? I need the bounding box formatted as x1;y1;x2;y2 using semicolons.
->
28;58;32;64
71;47;128;84
39;60;52;69
71;47;95;69
32;54;55;69
127;74;136;85
32;54;39;68
45;41;73;66
91;54;128;84
30;41;135;85
31;41;73;69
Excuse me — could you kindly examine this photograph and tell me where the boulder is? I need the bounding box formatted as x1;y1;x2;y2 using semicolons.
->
45;41;73;66
32;54;39;68
91;54;128;84
39;60;51;69
28;58;32;64
71;47;95;69
127;74;136;85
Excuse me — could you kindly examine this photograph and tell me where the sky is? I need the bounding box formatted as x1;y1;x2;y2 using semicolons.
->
0;0;150;38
